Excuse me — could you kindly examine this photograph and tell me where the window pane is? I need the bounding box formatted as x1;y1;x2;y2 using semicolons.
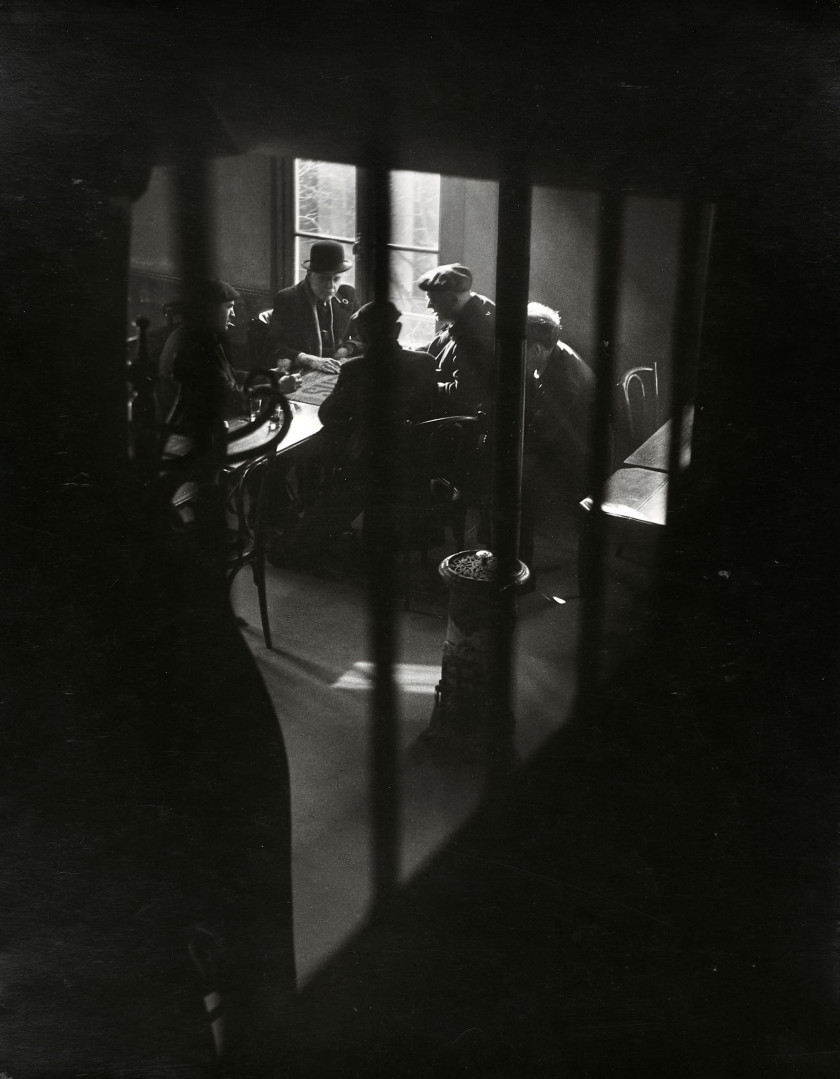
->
390;170;440;250
390;248;438;349
296;159;357;240
295;235;357;289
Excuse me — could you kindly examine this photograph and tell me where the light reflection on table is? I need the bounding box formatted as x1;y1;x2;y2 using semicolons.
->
226;400;323;462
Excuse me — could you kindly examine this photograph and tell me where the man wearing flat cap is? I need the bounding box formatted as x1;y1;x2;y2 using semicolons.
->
265;239;361;375
418;262;496;416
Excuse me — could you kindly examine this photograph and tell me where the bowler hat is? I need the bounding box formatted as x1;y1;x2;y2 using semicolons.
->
303;239;353;274
417;263;473;293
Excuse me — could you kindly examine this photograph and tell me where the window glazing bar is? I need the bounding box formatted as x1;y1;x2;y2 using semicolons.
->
385;243;440;255
294;230;357;244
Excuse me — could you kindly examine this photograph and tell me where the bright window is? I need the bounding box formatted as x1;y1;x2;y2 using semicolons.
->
389;169;440;348
293;160;440;349
294;159;358;287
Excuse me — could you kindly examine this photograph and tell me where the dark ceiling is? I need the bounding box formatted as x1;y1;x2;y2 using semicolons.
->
4;0;839;198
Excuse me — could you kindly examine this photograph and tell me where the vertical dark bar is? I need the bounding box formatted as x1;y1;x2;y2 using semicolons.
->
172;155;220;473
268;156;280;296
577;190;624;693
665;200;716;490
488;164;531;790
173;155;213;305
363;141;400;904
355;168;373;305
278;157;295;289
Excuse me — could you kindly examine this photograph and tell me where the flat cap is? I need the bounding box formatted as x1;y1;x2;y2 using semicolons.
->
351;300;402;328
417;263;473;293
195;279;240;303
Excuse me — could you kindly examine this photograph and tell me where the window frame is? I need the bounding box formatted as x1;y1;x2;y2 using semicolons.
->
283;158;443;332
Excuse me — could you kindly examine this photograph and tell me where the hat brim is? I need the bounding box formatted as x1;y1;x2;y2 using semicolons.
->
303;259;353;273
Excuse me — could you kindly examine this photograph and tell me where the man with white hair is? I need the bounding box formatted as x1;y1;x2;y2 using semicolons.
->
521;301;595;573
524;302;594;485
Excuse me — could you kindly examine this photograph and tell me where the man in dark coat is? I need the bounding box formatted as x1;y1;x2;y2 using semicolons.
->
158;279;244;448
520;301;595;575
159;278;299;451
264;239;361;374
272;302;437;573
319;301;438;467
417;263;496;416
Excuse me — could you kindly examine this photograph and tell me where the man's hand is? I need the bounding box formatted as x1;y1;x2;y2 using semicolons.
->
299;353;340;374
278;373;303;394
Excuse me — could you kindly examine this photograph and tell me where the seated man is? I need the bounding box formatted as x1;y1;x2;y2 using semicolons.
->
159;278;298;451
264;239;361;375
417;263;496;416
319;300;438;465
520;301;595;574
273;301;437;573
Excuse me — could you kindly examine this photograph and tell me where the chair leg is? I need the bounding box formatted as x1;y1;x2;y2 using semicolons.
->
253;548;272;650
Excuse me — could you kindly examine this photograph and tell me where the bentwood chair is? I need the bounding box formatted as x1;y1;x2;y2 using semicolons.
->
615;363;660;461
156;367;293;649
397;415;482;609
223;374;294;648
224;452;279;648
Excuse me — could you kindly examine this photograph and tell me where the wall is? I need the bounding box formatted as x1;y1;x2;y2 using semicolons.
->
617;196;682;402
128;156;277;359
128;157;683;399
529;186;600;362
436;181;681;401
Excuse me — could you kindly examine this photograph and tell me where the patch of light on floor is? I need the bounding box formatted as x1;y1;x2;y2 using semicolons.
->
332;661;439;693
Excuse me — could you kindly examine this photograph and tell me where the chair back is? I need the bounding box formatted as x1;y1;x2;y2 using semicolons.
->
616;363;660;456
401;415;482;548
405;413;480;485
225;451;271;563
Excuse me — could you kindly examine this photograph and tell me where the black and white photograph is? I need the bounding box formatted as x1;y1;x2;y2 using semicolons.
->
0;1;838;1076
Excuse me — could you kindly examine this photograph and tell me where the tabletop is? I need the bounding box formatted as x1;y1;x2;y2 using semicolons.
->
624;404;694;472
286;369;340;407
226;400;322;463
581;467;668;526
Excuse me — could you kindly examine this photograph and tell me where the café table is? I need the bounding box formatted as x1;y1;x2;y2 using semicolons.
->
226;399;323;462
285;368;340;408
623;403;694;473
578;405;694;594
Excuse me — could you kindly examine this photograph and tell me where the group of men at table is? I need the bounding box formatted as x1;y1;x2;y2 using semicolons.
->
158;239;595;579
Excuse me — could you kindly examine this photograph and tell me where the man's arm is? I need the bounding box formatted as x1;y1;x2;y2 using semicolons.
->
264;290;332;372
265;291;304;367
318;364;354;427
436;335;495;415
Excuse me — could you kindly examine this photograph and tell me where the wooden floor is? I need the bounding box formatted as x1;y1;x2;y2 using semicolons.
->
230;499;654;986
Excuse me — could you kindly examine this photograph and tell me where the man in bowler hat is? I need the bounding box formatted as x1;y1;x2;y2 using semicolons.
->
265;239;361;374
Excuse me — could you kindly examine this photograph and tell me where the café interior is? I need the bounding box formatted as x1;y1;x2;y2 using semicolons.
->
3;4;838;1077
127;149;693;962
